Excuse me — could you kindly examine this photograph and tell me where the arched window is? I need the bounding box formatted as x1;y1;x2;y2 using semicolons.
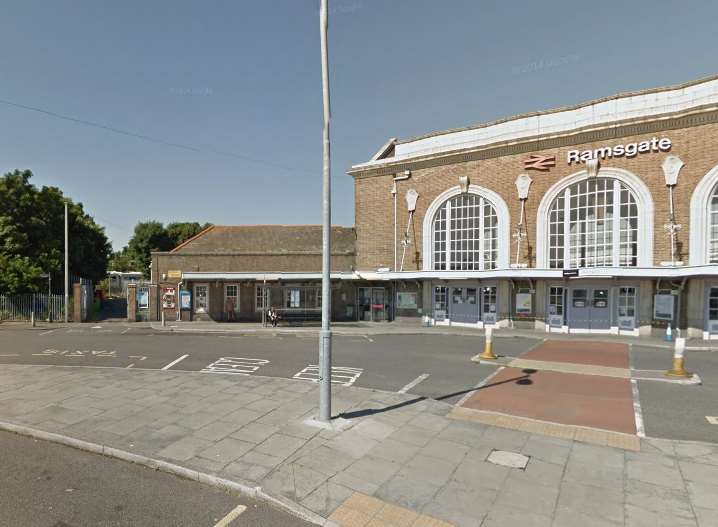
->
710;184;718;263
432;193;498;270
546;177;639;268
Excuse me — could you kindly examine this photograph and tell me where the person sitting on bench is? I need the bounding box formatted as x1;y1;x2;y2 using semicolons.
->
267;306;279;327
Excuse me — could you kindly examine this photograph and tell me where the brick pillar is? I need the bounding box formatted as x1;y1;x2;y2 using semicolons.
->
127;283;137;322
148;284;159;322
72;283;82;322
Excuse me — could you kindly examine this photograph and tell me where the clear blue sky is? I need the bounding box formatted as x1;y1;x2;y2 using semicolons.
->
1;0;716;250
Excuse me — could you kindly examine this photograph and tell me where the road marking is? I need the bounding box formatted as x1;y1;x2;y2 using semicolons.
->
91;325;102;329
363;335;374;343
201;357;269;375
39;329;56;336
67;329;84;333
631;379;646;438
706;416;718;425
398;373;430;394
121;327;131;334
293;365;363;386
126;363;134;369
161;354;189;370
213;504;246;527
455;366;505;407
0;354;19;357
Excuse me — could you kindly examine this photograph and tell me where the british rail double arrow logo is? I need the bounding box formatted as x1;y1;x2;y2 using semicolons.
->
523;154;556;171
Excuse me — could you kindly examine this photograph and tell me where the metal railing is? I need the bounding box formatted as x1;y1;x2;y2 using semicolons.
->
0;293;66;322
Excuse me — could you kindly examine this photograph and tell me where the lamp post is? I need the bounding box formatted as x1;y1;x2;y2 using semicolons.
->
318;0;332;423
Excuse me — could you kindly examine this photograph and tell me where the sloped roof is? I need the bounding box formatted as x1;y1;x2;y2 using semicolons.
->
168;225;355;255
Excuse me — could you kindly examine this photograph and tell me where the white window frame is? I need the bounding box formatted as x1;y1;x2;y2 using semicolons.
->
193;283;209;314
224;284;239;314
548;177;638;268
689;162;718;265
422;185;510;271
255;284;266;312
536;168;654;268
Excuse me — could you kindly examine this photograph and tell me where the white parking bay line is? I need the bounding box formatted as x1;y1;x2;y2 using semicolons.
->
398;373;430;394
121;327;131;335
213;505;246;527
39;329;56;336
161;354;189;370
201;357;269;375
293;365;363;387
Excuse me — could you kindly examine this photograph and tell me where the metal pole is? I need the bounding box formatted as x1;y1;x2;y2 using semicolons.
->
318;0;332;423
48;274;51;322
64;201;69;323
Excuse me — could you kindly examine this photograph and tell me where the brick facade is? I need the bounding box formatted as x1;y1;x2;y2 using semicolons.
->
353;121;718;272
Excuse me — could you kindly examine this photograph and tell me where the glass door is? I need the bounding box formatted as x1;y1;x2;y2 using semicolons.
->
371;288;386;321
617;287;636;331
547;286;564;328
708;287;718;335
481;286;497;324
194;284;208;314
433;286;448;321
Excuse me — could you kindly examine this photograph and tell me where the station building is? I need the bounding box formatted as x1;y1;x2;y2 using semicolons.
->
152;74;718;339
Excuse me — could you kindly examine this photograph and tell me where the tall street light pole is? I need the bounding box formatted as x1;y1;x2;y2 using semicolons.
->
318;0;332;423
64;201;69;323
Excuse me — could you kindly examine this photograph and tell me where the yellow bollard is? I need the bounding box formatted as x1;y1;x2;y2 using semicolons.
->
479;326;497;360
666;337;690;378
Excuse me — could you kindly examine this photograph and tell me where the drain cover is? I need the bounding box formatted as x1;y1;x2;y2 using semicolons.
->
486;449;530;469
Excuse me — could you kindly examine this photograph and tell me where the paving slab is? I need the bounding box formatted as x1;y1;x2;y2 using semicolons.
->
0;364;717;527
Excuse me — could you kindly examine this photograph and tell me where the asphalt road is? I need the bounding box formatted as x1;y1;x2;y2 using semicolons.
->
0;325;525;404
0;325;715;442
632;344;718;443
0;430;313;527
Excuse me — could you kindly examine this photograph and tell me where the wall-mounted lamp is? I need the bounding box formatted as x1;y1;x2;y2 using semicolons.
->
512;174;532;268
662;155;684;266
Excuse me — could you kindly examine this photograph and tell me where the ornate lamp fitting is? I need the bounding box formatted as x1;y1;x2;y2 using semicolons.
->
515;173;532;200
662;155;684;186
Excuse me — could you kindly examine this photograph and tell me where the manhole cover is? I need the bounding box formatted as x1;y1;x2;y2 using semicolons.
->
486;449;530;469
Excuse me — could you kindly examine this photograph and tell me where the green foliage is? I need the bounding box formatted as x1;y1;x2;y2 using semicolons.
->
113;221;211;278
0;170;112;294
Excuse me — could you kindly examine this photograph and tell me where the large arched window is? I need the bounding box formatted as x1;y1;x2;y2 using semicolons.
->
710;184;718;263
547;178;638;268
689;163;718;266
432;193;498;270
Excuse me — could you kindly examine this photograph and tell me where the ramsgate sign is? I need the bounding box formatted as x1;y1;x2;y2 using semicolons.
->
567;137;671;164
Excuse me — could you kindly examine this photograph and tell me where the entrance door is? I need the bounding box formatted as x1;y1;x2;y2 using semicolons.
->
569;286;610;331
481;286;497;325
707;287;718;335
547;286;565;328
358;287;388;322
617;287;637;331
371;288;387;322
194;284;209;314
450;287;479;324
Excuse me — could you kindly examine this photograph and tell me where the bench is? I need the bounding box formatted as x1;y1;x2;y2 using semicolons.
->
275;309;322;326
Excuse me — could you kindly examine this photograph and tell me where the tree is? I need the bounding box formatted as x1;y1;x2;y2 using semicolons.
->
124;221;211;278
166;222;210;247
0;170;111;294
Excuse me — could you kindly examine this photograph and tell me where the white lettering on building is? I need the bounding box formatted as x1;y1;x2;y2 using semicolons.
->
567;137;671;164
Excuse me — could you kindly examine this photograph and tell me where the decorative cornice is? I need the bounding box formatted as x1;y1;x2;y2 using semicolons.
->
348;105;718;179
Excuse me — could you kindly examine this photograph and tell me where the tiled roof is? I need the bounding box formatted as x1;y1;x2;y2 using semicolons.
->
169;225;355;254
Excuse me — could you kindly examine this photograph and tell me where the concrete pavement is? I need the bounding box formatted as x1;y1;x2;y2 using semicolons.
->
1;364;717;527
